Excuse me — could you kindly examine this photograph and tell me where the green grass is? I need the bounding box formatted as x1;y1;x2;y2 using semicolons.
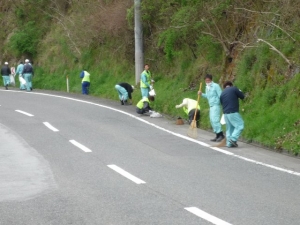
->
32;51;300;155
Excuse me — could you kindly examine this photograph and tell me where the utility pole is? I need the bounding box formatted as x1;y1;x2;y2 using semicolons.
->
134;0;144;85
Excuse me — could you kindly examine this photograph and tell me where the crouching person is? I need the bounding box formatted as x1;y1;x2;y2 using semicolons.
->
136;96;155;115
175;98;200;127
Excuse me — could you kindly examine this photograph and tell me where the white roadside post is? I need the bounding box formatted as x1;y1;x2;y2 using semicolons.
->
66;75;69;93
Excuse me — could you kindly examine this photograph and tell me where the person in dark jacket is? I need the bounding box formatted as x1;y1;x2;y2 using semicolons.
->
220;81;245;148
136;96;155;114
115;82;135;105
1;62;11;90
22;59;34;92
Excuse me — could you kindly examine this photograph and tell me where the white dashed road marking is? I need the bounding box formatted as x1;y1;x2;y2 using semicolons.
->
43;122;59;132
185;207;232;225
107;164;146;184
69;140;92;153
3;91;300;177
15;110;34;117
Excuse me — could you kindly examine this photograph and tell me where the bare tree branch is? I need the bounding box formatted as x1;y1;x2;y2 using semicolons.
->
39;7;81;56
257;38;292;66
267;22;296;41
235;7;281;16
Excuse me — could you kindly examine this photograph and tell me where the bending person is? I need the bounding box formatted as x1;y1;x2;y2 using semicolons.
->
115;82;135;105
175;98;200;127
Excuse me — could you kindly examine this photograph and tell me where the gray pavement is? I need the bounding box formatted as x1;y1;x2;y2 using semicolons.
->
0;89;300;225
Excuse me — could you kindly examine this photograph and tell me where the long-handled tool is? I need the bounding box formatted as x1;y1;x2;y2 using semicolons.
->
213;135;227;147
187;82;202;139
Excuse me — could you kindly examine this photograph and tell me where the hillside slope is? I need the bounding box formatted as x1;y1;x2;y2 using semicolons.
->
1;0;299;154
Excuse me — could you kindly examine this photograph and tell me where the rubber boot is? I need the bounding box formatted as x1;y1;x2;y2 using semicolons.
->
210;133;218;142
216;131;225;142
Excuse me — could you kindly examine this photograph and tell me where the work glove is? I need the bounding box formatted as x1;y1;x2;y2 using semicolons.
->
175;105;180;109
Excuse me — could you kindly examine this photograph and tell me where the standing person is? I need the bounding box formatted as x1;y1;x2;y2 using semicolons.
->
9;64;16;87
16;61;26;90
220;81;245;148
1;62;11;90
80;70;90;95
22;59;34;92
136;95;155;115
198;74;224;142
115;82;135;105
175;98;200;127
140;64;153;98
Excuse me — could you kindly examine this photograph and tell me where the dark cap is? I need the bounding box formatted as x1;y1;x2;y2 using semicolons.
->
205;74;213;80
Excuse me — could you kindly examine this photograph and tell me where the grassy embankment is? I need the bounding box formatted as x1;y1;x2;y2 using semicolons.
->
3;0;300;154
31;43;300;155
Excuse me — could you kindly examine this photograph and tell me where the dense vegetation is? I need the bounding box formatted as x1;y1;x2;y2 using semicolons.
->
1;0;299;154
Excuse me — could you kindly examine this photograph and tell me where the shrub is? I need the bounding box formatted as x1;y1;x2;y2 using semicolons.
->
9;21;42;57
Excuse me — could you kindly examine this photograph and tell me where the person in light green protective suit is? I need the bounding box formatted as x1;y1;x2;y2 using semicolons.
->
115;82;134;105
198;74;224;142
16;61;25;90
140;64;154;98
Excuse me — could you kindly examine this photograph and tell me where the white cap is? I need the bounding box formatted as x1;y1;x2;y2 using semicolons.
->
25;59;29;63
131;85;135;90
4;62;8;65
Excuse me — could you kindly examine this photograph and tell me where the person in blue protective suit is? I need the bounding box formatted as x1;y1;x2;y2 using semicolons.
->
1;62;11;90
136;95;155;115
22;59;34;92
198;74;224;142
175;98;200;128
80;70;90;95
140;64;154;98
16;61;25;90
220;81;245;148
115;82;135;105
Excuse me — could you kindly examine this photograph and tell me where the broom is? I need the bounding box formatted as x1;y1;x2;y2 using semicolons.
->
187;82;202;139
213;136;227;147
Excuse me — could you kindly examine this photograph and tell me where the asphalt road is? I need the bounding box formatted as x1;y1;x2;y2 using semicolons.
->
0;89;300;225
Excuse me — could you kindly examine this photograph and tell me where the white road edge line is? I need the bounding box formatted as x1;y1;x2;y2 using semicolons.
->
185;207;232;225
69;140;92;153
15;110;34;117
107;164;146;184
43;122;59;132
4;90;300;177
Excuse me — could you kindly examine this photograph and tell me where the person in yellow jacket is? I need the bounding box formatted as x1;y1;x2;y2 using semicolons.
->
175;98;200;127
80;70;90;95
136;96;155;114
140;64;154;98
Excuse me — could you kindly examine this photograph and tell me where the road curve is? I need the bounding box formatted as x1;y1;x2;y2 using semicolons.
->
0;89;300;225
